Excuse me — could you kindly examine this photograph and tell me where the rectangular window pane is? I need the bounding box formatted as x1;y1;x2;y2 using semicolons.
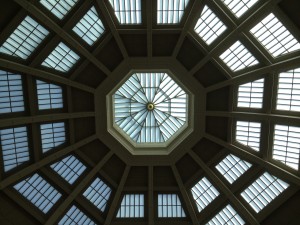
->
157;0;190;24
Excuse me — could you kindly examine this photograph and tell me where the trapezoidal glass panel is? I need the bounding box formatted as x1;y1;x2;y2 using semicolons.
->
73;6;105;46
40;122;66;153
241;172;289;213
206;204;245;225
194;5;227;45
157;0;190;24
14;173;62;213
235;121;261;151
157;194;186;218
237;78;264;108
109;0;142;24
273;125;300;170
0;126;29;172
117;194;144;218
250;13;300;58
276;68;300;111
0;16;49;59
114;72;187;143
58;205;96;225
40;0;78;19
0;70;25;114
220;0;258;18
36;80;63;110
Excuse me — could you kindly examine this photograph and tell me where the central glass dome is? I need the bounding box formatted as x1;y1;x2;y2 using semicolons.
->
114;72;187;143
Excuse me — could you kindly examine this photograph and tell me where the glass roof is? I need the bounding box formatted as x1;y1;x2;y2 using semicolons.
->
114;72;187;143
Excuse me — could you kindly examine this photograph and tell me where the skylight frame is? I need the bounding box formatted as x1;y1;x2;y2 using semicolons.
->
157;194;186;218
40;122;66;153
250;13;300;58
206;204;245;225
157;0;190;24
241;172;289;213
108;0;142;25
215;154;252;184
191;177;220;212
13;173;62;214
116;194;145;218
0;70;25;114
219;40;259;72
276;68;300;112
194;5;227;45
273;124;300;170
235;120;261;152
58;205;96;225
0;16;49;60
0;126;29;172
83;177;112;212
36;80;63;110
39;0;79;20
73;6;105;46
50;155;87;185
41;42;80;73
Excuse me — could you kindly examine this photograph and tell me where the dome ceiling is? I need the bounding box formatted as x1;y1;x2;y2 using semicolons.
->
0;0;300;225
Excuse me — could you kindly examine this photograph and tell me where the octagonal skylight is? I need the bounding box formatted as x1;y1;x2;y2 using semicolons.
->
114;72;187;144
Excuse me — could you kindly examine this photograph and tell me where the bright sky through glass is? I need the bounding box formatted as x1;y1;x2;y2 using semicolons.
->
114;72;187;143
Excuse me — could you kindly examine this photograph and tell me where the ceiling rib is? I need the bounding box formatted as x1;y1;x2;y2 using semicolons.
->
188;150;259;225
14;0;111;76
45;151;114;225
95;0;128;59
171;165;198;225
104;165;130;225
0;134;97;190
172;0;205;58
0;112;95;128
0;58;95;93
204;133;300;186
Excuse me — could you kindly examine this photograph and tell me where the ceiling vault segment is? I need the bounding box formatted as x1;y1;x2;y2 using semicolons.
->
14;0;111;75
188;150;259;225
204;133;300;187
0;135;97;190
45;151;114;225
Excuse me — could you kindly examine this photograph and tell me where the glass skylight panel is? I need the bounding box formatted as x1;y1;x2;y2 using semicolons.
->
157;0;190;24
40;0;78;20
0;16;49;59
116;194;144;218
157;194;186;218
13;173;62;213
83;177;112;212
250;13;300;57
216;154;252;184
191;177;220;212
0;126;29;172
40;122;66;153
235;121;261;151
273;125;300;170
220;0;258;18
114;72;187;143
194;5;227;45
237;78;264;108
276;68;300;111
109;0;142;24
0;70;24;114
220;41;259;72
73;6;105;46
41;42;80;72
50;155;87;185
241;172;289;213
206;204;245;225
58;205;96;225
36;80;63;110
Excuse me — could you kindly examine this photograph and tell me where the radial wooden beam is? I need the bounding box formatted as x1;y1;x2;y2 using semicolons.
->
95;0;128;59
14;0;111;76
0;58;95;93
45;151;114;225
0;112;95;128
204;133;300;186
171;165;199;225
0;134;97;190
104;165;131;225
188;151;259;225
